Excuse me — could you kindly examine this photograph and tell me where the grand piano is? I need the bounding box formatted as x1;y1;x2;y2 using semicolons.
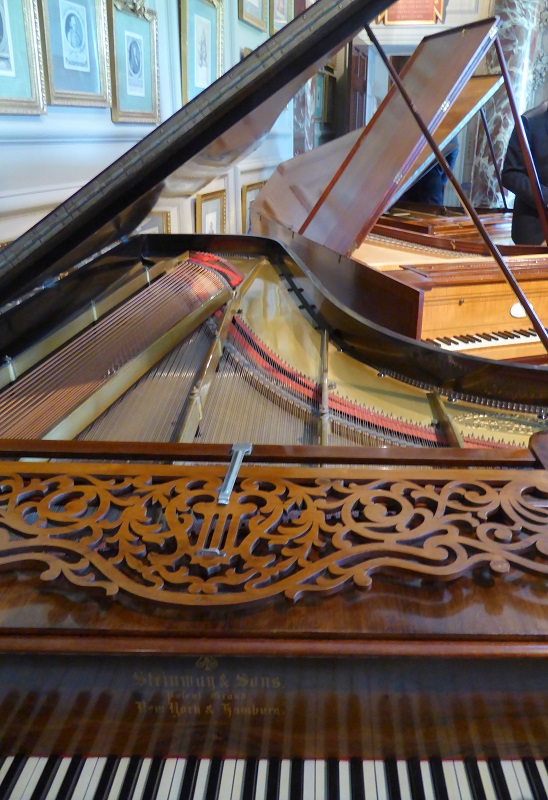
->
1;0;548;798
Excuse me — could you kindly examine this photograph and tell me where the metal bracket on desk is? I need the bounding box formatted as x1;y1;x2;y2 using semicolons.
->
218;442;253;504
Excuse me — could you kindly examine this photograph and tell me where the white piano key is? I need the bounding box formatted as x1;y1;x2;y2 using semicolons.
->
374;760;389;800
71;757;101;800
44;757;72;800
230;759;245;800
477;760;499;800
254;759;268;800
129;757;153;800
191;758;211;800
164;758;187;800
0;756;15;786
302;760;316;800
362;760;378;800
420;760;436;800
442;760;462;800
535;760;548;794
453;760;473;800
501;760;526;800
315;760;326;800
218;758;236;799
10;757;44;800
339;759;351;800
81;757;108;800
397;760;412;800
105;756;131;800
513;760;536;800
279;759;291;799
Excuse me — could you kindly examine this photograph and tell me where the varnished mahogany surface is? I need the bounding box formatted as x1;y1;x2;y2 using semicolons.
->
0;445;547;760
0;570;547;760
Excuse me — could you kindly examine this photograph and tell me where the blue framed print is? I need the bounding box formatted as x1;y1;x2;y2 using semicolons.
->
39;0;110;106
181;0;222;105
0;0;46;114
196;189;226;233
238;0;266;32
108;1;159;123
269;0;292;35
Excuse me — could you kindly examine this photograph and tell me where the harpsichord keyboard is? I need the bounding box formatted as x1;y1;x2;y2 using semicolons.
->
1;754;548;800
424;328;541;353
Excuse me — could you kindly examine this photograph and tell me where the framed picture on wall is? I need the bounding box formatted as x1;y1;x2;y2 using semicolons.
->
241;180;264;233
181;0;222;105
238;0;266;32
196;189;226;234
108;0;159;123
39;0;110;106
269;0;291;35
135;209;172;235
0;0;46;114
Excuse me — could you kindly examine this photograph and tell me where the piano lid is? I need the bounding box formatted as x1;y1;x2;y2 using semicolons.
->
251;17;502;255
0;0;398;305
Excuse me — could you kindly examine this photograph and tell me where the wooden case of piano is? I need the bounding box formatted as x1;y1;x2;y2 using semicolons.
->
0;0;548;788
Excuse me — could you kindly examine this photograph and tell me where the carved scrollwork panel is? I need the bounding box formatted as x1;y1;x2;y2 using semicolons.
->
1;464;548;606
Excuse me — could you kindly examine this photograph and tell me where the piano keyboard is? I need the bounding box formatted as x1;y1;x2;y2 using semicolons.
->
424;328;541;353
1;755;547;800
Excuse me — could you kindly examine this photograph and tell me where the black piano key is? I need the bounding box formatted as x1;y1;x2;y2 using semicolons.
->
487;758;511;800
54;755;85;799
289;758;304;800
265;757;281;799
349;758;366;800
0;754;27;798
384;757;402;800
115;755;143;800
463;758;488;800
178;756;200;799
28;754;61;800
241;757;258;800
90;755;120;800
326;757;340;800
522;758;548;800
429;757;449;800
141;756;165;800
407;758;426;800
203;757;222;800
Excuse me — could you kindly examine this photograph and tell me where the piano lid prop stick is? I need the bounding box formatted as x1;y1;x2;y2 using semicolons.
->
479;107;508;211
364;22;548;357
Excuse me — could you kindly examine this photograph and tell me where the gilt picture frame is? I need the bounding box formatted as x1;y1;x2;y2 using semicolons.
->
196;189;226;234
0;0;46;114
135;209;172;235
181;0;222;105
39;0;110;106
269;0;291;35
238;0;266;32
108;0;159;123
241;181;264;233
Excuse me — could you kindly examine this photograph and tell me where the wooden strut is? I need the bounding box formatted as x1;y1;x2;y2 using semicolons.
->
364;23;548;356
0;436;540;467
479;107;508;210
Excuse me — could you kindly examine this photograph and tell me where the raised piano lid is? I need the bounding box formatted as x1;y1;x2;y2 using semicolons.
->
251;17;502;255
0;0;399;306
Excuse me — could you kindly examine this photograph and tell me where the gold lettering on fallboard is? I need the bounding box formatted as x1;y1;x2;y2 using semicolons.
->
131;667;285;718
132;670;283;691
